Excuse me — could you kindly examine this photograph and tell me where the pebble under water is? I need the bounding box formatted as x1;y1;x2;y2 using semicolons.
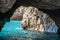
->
0;20;60;40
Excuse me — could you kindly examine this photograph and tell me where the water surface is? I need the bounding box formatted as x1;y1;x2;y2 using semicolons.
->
0;20;60;40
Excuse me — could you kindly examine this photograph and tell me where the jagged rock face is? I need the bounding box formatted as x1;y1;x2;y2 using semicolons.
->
0;0;60;13
46;0;60;9
10;6;26;20
32;0;60;9
0;0;16;13
20;6;58;33
14;0;60;10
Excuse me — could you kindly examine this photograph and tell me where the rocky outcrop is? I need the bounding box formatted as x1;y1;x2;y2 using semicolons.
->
10;6;58;33
15;0;60;10
20;6;58;33
33;0;60;10
0;0;16;13
10;6;25;20
0;0;60;13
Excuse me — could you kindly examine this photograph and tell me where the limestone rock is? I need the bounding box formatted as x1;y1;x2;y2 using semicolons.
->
10;6;27;20
10;6;58;33
21;6;58;33
0;0;16;13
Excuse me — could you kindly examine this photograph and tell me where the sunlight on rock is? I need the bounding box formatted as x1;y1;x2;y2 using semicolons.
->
20;6;58;33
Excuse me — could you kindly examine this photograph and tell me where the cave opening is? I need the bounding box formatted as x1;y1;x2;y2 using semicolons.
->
0;0;60;34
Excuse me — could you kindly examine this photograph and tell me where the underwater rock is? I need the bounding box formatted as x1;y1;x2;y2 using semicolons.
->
0;0;16;13
21;6;58;33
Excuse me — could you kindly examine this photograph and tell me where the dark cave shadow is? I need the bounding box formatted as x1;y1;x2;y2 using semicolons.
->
0;0;60;33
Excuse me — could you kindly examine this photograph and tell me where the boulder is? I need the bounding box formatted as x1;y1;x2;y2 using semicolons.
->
20;6;58;33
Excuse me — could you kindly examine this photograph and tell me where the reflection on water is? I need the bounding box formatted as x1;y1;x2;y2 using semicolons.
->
0;20;60;40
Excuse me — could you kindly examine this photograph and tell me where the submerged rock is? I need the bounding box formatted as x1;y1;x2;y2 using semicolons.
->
0;0;16;13
19;6;58;33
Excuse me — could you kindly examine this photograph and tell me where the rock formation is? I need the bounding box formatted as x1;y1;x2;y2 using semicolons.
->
0;0;59;33
10;6;25;20
20;6;58;33
0;0;16;13
16;0;60;10
0;0;60;13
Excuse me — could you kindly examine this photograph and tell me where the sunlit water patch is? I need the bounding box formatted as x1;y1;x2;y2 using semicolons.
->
0;20;60;40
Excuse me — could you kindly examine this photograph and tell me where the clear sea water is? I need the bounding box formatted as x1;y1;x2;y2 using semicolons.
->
0;20;60;40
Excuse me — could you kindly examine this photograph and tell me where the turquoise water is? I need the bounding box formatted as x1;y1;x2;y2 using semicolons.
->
0;20;60;40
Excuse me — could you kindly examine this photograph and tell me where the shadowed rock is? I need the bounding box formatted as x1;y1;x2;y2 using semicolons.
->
0;0;60;13
0;0;16;13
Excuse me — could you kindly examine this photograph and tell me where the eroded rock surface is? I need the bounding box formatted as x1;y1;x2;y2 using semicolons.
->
0;0;16;13
10;6;26;20
15;0;60;10
20;6;58;33
0;0;60;13
34;0;60;9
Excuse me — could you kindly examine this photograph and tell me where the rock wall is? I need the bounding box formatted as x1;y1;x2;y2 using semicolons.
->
20;0;60;9
0;0;60;13
0;0;16;13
